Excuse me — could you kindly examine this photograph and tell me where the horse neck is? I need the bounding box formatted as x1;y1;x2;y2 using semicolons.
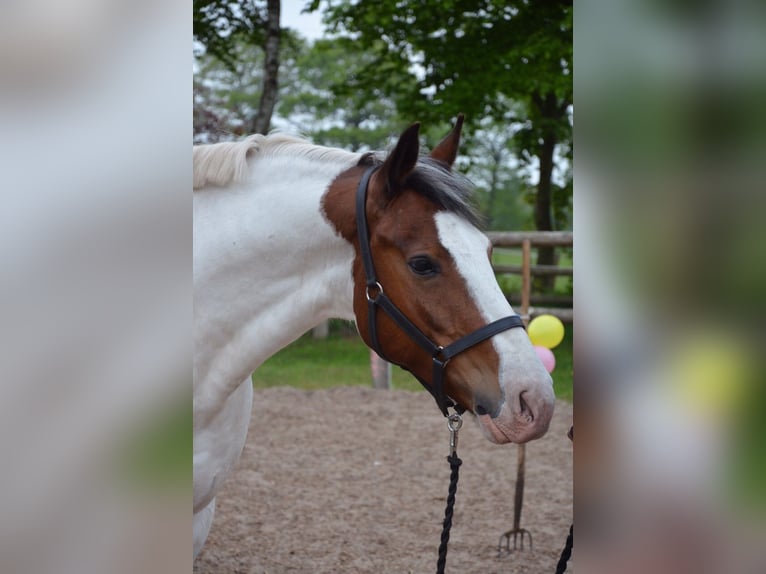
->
194;154;358;408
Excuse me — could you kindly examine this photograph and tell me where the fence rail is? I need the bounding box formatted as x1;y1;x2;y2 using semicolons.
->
494;264;573;277
487;231;573;247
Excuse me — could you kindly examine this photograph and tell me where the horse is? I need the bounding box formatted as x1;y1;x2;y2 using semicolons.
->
192;115;556;558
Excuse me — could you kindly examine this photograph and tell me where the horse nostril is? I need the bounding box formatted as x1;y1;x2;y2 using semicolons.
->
519;393;534;423
475;404;489;416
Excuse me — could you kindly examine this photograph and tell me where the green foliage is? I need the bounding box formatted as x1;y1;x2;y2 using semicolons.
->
317;0;571;120
315;0;573;229
459;117;533;230
194;30;309;143
193;0;265;70
194;41;266;142
194;33;407;149
277;37;409;149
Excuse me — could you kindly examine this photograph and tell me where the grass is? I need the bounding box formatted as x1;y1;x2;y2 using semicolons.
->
251;329;424;392
252;322;573;403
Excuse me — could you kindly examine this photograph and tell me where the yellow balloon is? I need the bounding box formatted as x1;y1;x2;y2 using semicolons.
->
528;314;565;349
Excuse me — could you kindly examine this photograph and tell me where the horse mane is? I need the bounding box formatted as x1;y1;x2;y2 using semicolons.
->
193;134;482;227
193;133;360;190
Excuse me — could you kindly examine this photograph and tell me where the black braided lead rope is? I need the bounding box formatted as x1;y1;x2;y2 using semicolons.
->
436;453;462;574
554;524;573;574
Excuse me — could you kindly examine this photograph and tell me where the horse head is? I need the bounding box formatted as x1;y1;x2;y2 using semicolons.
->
324;116;555;444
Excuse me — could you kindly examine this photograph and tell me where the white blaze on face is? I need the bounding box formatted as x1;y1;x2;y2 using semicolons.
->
435;211;555;443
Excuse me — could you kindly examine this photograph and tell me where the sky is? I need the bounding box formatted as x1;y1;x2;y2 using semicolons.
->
281;0;324;41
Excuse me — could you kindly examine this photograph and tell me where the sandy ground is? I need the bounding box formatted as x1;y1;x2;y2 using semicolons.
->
193;387;573;573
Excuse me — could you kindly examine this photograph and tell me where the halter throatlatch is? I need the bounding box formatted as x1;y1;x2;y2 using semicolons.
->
355;165;525;416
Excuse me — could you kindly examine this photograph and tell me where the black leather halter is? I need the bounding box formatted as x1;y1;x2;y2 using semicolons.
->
355;165;525;416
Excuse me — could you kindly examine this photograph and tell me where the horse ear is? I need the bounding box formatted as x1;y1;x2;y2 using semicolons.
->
378;122;421;194
429;113;464;169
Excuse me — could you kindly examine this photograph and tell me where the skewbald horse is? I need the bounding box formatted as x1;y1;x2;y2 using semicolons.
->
193;116;555;558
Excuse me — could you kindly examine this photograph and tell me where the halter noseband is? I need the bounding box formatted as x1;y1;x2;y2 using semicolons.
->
355;165;525;417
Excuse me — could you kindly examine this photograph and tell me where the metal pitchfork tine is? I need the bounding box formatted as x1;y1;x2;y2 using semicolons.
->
497;443;533;556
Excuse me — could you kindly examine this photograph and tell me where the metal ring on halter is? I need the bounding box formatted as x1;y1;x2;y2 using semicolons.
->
447;413;463;432
365;281;384;302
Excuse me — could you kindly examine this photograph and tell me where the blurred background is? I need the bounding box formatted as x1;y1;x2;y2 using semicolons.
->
576;0;766;572
0;1;190;573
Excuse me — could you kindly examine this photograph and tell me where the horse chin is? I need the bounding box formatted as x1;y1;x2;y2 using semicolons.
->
476;413;513;444
475;408;550;445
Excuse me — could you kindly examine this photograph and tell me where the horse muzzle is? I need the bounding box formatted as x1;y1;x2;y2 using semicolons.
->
474;379;555;444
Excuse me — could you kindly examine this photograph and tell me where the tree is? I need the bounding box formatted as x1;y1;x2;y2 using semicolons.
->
251;0;281;134
462;117;532;231
193;0;264;70
194;30;409;151
193;74;237;144
193;40;269;143
193;0;282;135
314;0;572;284
277;37;409;149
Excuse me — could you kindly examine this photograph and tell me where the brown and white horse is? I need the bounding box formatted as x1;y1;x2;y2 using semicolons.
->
193;117;555;557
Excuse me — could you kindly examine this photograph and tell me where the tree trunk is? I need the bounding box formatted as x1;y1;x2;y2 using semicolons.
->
533;92;559;291
251;0;280;134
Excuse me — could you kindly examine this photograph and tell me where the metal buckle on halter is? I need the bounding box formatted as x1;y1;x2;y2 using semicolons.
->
365;281;384;302
433;345;449;365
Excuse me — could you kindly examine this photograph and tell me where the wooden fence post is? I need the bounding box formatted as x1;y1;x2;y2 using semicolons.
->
370;350;391;389
521;239;532;325
312;320;329;339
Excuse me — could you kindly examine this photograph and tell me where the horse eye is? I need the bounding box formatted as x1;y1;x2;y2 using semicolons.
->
408;256;439;276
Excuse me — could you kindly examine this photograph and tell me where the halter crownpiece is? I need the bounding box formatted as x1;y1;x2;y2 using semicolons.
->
355;165;526;417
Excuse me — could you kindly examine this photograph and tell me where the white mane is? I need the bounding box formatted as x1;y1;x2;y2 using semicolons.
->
193;133;361;190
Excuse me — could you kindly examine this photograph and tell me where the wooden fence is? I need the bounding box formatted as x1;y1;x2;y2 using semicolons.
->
487;231;573;324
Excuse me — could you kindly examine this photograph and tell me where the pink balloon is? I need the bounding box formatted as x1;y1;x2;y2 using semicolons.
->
534;345;556;373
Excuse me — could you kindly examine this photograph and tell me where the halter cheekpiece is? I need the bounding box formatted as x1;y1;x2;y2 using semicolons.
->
355;165;526;417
